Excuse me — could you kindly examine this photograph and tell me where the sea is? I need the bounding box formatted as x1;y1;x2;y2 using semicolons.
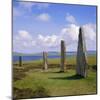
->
13;51;96;62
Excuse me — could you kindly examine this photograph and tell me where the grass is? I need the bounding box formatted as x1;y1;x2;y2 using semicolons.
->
13;55;97;99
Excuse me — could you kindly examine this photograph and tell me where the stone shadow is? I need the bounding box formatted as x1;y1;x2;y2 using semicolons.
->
49;74;84;80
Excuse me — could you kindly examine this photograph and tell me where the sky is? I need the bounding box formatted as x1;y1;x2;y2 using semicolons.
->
13;1;97;54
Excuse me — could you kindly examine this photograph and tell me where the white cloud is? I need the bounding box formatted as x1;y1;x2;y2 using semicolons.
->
36;13;51;21
19;2;35;12
82;23;96;40
19;2;49;10
13;2;35;17
32;41;36;46
60;23;96;51
61;23;96;41
13;2;50;18
37;34;59;48
19;2;50;12
85;39;96;51
35;3;49;9
61;24;79;42
66;13;77;24
18;30;32;40
13;30;36;51
23;42;28;47
13;22;96;53
14;30;58;51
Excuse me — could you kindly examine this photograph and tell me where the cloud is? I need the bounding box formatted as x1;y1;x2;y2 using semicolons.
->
17;2;49;12
18;30;32;40
18;2;35;12
60;23;96;51
13;23;96;53
19;2;35;8
61;24;79;42
13;2;50;18
66;13;77;24
36;13;51;21
61;23;96;41
13;2;35;17
13;30;36;51
35;3;49;9
13;30;59;52
65;13;96;42
82;23;96;40
13;22;96;52
19;2;49;10
37;34;59;48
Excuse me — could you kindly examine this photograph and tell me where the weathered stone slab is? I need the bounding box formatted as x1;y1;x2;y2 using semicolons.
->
43;52;48;70
60;40;66;72
19;56;22;67
76;27;88;78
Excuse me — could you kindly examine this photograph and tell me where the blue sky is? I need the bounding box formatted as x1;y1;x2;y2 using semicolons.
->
13;1;97;54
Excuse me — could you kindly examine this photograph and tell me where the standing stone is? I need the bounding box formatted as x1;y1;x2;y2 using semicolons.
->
76;27;88;78
19;56;22;67
60;40;66;72
43;52;48;70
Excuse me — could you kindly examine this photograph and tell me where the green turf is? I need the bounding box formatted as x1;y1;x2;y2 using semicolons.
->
13;55;97;99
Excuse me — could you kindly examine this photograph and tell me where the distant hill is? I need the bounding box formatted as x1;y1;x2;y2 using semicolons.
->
13;50;96;56
13;51;60;56
13;52;34;56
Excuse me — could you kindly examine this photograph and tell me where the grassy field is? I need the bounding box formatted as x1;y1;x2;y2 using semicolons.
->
13;55;97;99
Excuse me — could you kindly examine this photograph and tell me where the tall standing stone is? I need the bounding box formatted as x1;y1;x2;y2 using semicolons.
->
60;40;66;72
19;56;22;67
43;52;48;70
76;27;88;77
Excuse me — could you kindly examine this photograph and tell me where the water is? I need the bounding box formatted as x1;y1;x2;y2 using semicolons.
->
13;55;60;62
13;51;96;62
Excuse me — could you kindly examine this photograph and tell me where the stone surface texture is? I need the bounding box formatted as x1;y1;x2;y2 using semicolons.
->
76;27;88;78
43;52;48;70
60;40;66;72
